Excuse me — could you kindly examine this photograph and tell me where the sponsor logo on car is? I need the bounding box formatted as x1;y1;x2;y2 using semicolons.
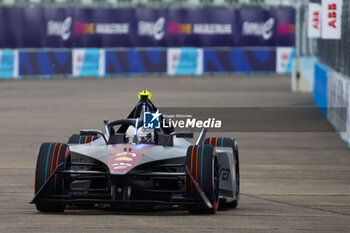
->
115;151;136;157
115;156;133;161
111;162;132;170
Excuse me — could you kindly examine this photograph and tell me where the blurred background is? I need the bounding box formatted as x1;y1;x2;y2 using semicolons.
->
0;0;294;7
0;0;348;145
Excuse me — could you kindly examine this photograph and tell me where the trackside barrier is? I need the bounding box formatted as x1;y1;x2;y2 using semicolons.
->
105;48;167;75
167;48;203;75
327;71;350;145
0;47;294;79
0;50;18;78
308;61;350;146
314;62;330;117
19;50;71;76
291;56;317;92
72;49;104;77
203;48;276;73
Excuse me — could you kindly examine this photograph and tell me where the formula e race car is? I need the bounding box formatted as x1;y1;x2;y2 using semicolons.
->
31;89;240;214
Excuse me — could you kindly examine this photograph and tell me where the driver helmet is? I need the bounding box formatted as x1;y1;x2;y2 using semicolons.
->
125;126;154;143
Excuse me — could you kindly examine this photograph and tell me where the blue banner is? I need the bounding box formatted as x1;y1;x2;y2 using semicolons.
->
314;62;330;117
105;48;166;74
203;48;276;73
0;6;295;48
0;50;17;78
19;50;71;76
4;47;285;78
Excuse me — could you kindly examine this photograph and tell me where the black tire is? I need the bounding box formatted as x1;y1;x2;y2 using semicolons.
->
34;142;69;212
186;145;219;214
204;137;240;209
67;134;97;144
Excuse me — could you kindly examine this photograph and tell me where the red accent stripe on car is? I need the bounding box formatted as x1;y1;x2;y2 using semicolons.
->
190;146;194;172
84;136;88;144
54;144;63;192
90;136;94;142
195;146;199;181
209;138;212;145
213;200;217;211
215;138;218;147
190;146;195;193
56;144;62;167
64;147;69;159
50;143;57;175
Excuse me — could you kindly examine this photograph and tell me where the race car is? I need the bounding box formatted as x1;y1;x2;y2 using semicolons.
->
31;89;240;214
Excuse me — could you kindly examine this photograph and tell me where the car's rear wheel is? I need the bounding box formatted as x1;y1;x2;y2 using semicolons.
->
186;144;219;214
204;137;240;209
34;143;69;212
67;134;97;144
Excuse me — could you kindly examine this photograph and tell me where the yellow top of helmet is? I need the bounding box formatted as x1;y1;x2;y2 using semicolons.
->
137;88;152;100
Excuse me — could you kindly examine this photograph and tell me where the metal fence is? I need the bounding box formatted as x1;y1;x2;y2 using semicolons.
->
295;0;317;57
296;0;350;77
317;0;350;78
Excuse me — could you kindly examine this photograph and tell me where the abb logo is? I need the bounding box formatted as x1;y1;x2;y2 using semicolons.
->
308;3;321;38
321;0;342;39
312;11;320;29
327;3;337;28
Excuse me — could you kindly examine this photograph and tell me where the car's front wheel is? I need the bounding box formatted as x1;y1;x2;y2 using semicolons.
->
186;144;219;214
204;137;240;209
34;142;69;212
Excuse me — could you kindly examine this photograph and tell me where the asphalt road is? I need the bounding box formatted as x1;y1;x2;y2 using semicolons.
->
0;75;349;233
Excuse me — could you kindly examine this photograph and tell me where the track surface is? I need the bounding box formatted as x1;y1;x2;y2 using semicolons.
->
0;75;349;233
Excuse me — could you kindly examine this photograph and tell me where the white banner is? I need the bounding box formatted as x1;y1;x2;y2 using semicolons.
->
308;3;321;38
72;49;105;77
167;48;203;75
276;47;295;74
321;0;343;39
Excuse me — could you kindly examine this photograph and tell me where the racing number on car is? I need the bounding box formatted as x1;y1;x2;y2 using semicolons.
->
218;163;230;181
220;168;230;181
